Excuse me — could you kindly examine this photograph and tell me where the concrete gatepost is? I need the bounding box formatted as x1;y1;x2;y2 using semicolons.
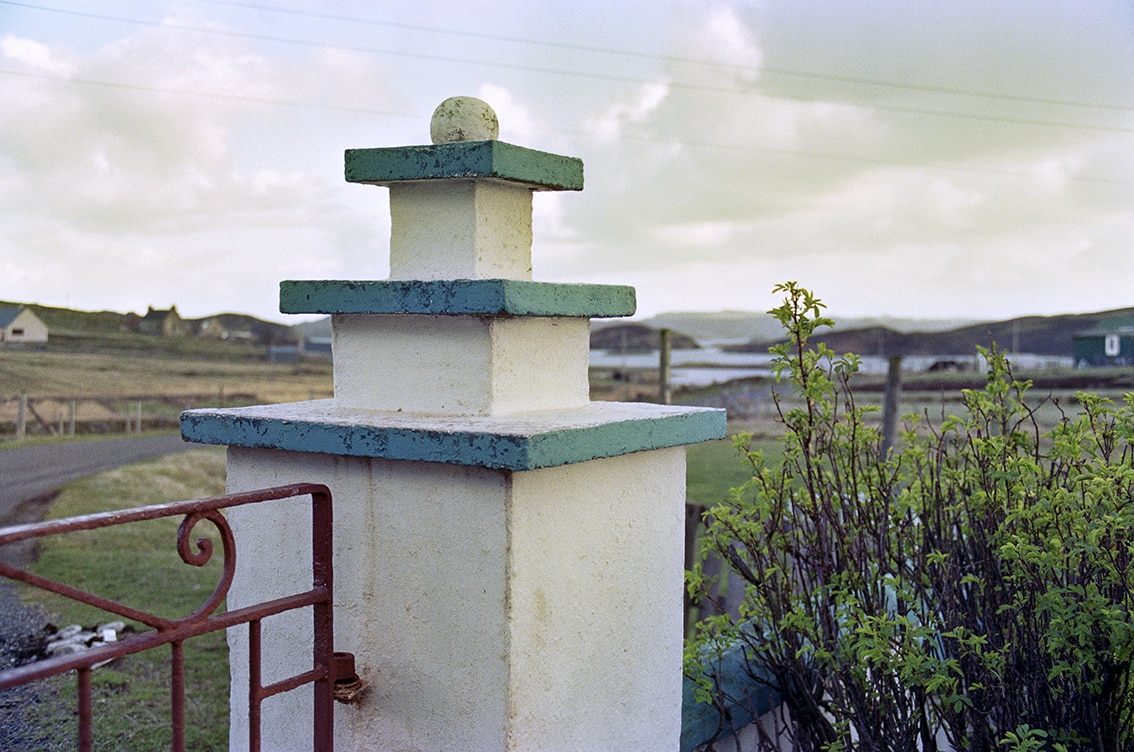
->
181;97;725;752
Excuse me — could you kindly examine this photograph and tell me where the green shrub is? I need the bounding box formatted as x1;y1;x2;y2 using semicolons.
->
687;282;1134;752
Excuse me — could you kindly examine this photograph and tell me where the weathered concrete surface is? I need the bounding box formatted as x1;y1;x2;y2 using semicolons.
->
0;434;198;523
345;140;584;191
279;278;635;317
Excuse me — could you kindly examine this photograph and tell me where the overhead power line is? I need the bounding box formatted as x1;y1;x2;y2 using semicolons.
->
2;66;1129;188
0;67;410;117
2;0;1131;186
198;0;1134;115
4;0;1133;135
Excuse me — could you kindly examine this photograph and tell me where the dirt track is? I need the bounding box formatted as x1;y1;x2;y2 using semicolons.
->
0;434;199;525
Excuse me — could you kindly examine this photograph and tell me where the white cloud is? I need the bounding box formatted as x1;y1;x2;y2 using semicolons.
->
476;83;541;144
1;34;74;76
582;80;670;143
0;17;402;316
674;5;762;84
649;220;737;248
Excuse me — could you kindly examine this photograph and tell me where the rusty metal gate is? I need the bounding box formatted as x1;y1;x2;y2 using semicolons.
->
0;483;357;752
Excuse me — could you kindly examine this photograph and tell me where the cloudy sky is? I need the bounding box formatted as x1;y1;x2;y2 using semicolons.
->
2;1;1132;324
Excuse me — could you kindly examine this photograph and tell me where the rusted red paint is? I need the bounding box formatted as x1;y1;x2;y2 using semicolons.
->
0;483;356;752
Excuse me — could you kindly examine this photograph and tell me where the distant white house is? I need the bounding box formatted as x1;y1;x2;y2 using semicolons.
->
0;306;48;345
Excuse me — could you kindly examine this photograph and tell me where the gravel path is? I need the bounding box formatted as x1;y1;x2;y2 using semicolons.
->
0;581;69;750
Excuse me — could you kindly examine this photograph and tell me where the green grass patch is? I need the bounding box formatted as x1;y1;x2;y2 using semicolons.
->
10;448;230;751
685;432;779;508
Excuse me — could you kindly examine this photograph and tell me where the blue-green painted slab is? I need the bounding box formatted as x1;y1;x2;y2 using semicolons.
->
345;141;583;191
682;640;780;752
279;279;635;318
180;401;726;471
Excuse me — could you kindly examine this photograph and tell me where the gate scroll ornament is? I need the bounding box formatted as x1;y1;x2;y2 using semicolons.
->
0;482;360;752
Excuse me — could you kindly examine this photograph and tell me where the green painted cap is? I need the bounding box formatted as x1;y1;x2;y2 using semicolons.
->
181;401;727;471
279;279;635;318
345;140;583;191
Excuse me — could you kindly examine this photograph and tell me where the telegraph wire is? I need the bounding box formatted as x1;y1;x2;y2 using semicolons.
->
198;0;1134;115
2;66;1129;188
0;67;410;117
2;1;1130;184
3;0;1133;136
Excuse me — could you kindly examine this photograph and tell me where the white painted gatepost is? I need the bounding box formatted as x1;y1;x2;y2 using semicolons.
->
181;97;726;752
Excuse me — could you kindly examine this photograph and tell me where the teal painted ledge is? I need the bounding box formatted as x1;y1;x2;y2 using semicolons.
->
180;401;726;471
345;140;583;191
280;279;636;318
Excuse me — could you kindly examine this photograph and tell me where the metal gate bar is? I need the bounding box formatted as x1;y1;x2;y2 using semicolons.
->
0;482;347;752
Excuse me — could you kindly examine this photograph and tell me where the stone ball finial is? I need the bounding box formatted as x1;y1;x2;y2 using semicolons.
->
430;97;499;144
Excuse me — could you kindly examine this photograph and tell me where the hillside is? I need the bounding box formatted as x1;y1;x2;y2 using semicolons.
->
638;311;982;345
193;312;295;344
0;300;125;334
292;317;332;339
0;300;297;359
590;323;699;351
8;300;1133;360
636;311;782;344
725;307;1134;357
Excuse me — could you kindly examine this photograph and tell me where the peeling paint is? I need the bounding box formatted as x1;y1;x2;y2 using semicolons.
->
345;140;583;192
279;279;635;317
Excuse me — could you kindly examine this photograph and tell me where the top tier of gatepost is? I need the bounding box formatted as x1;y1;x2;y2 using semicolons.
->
279;96;640;418
349;96;582;282
181;98;726;469
277;97;636;327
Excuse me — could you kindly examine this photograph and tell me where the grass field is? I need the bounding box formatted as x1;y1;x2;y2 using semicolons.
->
0;350;333;403
4;449;230;751
0;349;333;440
686;434;768;509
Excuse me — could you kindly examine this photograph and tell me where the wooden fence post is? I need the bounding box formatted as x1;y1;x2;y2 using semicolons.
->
659;327;672;405
881;355;902;457
15;392;26;441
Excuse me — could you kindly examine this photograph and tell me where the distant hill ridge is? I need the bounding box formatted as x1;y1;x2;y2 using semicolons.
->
724;307;1134;357
632;311;983;345
0;300;295;344
589;323;698;352
6;301;1132;358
